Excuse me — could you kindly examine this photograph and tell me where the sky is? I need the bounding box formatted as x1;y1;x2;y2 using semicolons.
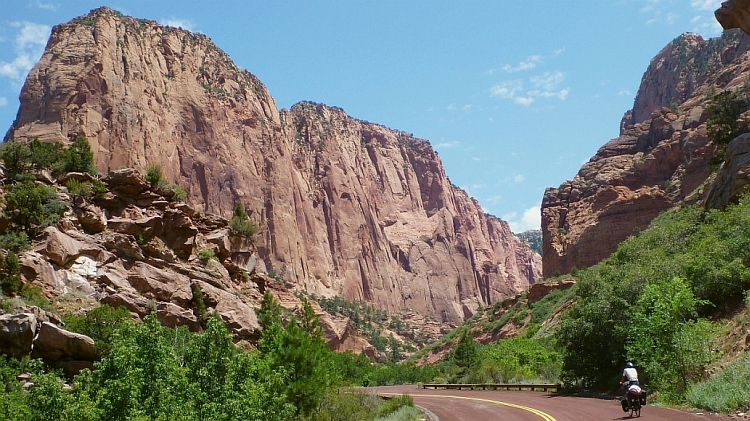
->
0;0;726;232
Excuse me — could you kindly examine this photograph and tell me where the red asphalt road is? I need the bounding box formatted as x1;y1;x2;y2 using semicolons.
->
374;385;733;421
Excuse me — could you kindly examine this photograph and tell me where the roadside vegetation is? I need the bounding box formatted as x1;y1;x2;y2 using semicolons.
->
557;194;750;411
0;294;421;421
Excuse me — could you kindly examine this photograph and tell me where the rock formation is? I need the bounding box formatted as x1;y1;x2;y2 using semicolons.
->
542;29;750;277
716;0;750;35
5;7;541;323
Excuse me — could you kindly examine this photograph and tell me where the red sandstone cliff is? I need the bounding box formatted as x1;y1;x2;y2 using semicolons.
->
5;7;541;323
542;29;750;277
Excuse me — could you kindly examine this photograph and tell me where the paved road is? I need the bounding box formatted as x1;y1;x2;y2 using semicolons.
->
374;385;732;421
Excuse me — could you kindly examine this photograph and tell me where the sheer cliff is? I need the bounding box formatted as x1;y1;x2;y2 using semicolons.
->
5;7;541;323
542;29;750;277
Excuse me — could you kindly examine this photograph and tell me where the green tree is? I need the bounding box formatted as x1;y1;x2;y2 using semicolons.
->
229;202;258;242
0;140;32;182
3;180;67;237
706;90;750;146
626;277;713;400
62;304;131;358
706;90;750;166
453;330;478;371
62;136;96;173
29;139;63;172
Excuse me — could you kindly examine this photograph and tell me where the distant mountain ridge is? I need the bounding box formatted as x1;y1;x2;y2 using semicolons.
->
5;7;541;324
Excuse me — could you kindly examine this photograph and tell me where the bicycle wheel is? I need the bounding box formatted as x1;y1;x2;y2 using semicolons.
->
629;403;634;417
635;401;641;417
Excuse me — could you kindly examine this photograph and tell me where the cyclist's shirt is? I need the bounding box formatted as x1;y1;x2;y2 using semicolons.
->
623;367;638;384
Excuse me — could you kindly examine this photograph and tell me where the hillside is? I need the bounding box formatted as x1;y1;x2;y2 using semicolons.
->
5;7;541;324
542;29;750;277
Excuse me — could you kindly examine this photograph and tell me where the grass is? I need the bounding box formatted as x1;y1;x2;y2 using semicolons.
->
686;355;750;412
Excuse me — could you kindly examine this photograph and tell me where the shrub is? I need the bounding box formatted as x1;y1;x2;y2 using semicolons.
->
197;248;215;262
171;184;187;202
66;179;92;201
62;304;131;357
62;136;96;173
0;140;32;182
29;139;63;171
145;163;164;186
0;231;30;252
3;180;68;236
91;178;108;198
686;355;750;412
191;284;207;323
229;202;258;241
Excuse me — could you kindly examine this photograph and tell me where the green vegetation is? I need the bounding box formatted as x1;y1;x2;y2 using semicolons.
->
229;202;259;241
0;297;420;421
62;304;131;357
145;163;164;187
197;248;215;262
556;193;750;408
686;355;750;412
706;89;750;167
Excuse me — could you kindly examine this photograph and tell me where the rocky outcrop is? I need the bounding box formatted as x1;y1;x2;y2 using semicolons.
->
0;313;38;358
716;0;750;35
705;133;750;209
6;7;541;323
542;30;750;277
0;313;97;376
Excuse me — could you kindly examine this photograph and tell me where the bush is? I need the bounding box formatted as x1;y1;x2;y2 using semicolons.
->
66;179;92;201
197;248;215;262
62;136;96;174
145;163;164;186
0;231;30;253
62;304;131;357
171;184;187;202
3;180;68;237
230;202;259;241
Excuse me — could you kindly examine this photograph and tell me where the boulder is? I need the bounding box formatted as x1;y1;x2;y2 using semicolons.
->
0;313;37;357
31;322;97;361
193;280;260;341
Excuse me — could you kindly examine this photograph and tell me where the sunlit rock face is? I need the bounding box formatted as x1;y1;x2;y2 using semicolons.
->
542;29;750;277
6;7;541;324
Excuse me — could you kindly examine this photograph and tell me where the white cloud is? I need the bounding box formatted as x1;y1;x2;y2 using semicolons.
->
530;71;564;91
0;97;7;107
514;96;534;106
504;204;541;233
618;89;632;96
159;17;196;31
490;80;523;99
502;55;542;73
0;21;50;82
491;69;568;106
434;141;460;149
513;174;525;183
35;1;57;11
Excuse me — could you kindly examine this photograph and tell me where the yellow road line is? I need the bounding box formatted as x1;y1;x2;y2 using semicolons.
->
381;392;558;421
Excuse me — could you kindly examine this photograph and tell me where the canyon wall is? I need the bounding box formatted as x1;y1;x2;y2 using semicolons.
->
5;7;541;323
542;29;750;277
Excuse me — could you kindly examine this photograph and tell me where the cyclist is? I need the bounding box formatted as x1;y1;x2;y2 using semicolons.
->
619;361;640;411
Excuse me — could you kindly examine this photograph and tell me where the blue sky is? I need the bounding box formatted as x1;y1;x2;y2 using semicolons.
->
0;0;724;232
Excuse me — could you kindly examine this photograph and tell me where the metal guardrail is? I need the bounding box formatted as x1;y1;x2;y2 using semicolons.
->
420;383;561;392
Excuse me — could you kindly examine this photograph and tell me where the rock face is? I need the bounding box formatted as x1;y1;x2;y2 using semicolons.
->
705;133;750;209
542;29;750;277
6;7;541;323
716;0;750;35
